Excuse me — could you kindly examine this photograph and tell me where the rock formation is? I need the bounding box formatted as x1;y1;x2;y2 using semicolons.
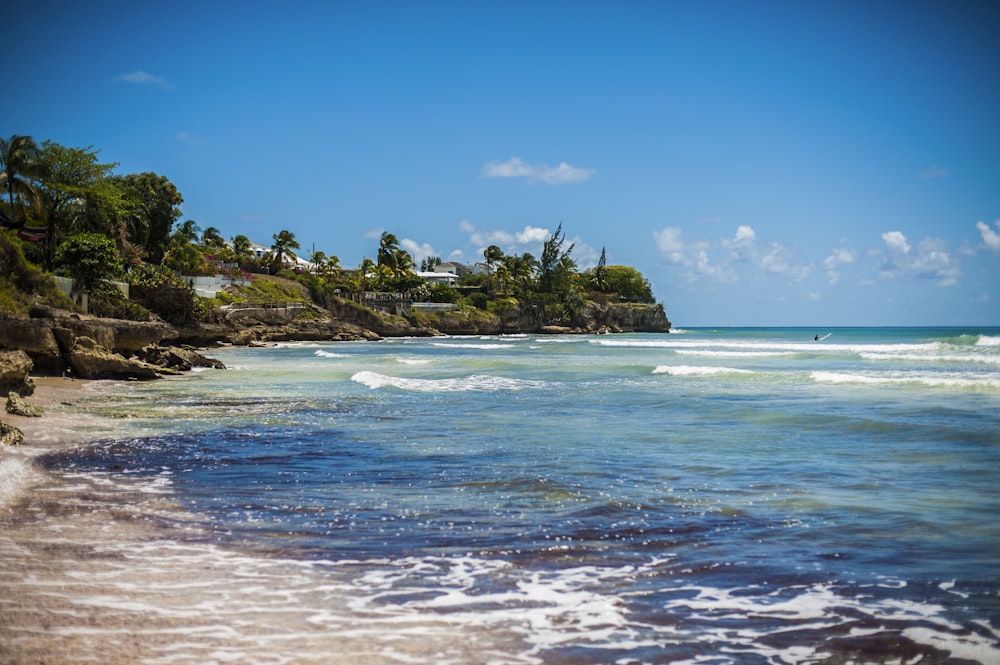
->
5;392;43;417
67;336;163;381
0;420;24;446
0;350;35;396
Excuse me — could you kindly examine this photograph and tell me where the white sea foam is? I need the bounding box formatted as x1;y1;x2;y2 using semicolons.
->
976;335;1000;347
811;371;1000;390
430;342;518;350
677;349;794;358
396;357;433;365
351;371;540;392
314;350;349;358
597;337;948;356
0;456;35;508
860;351;1000;365
652;365;754;376
660;583;1000;665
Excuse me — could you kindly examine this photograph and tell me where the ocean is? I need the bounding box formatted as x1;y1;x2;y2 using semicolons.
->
2;327;999;664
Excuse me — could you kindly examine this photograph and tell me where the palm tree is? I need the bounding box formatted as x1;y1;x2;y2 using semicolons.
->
391;248;414;277
231;234;252;262
377;232;400;271
201;226;225;249
359;257;376;290
0;135;43;223
484;245;504;293
270;229;300;271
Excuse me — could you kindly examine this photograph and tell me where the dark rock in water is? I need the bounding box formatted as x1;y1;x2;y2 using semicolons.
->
0;350;36;396
0;419;24;446
6;391;43;417
138;344;227;371
67;336;162;381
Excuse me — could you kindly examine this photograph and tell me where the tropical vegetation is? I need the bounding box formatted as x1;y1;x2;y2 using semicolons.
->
1;133;658;325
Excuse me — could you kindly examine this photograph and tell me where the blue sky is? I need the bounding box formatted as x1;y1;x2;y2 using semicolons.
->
8;1;999;326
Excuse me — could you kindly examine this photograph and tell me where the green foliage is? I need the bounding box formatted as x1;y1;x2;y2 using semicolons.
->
230;275;310;303
125;264;198;325
0;230;75;316
426;283;459;303
55;233;123;291
585;265;654;303
116;172;183;264
88;282;150;321
1;135;44;224
269;229;300;270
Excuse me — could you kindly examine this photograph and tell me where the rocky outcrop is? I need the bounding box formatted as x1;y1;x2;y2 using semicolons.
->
138;345;227;371
6;392;43;417
0;419;24;446
67;336;164;381
0;313;176;375
0;350;36;396
575;302;671;333
223;319;383;345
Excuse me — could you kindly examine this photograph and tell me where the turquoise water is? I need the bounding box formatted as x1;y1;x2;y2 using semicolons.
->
46;327;1000;663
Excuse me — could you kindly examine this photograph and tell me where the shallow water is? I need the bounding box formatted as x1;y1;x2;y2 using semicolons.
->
3;327;999;663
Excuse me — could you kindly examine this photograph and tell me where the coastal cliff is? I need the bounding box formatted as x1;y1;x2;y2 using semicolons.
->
0;299;669;382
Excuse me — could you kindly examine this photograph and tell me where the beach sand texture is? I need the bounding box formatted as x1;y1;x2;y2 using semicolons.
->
1;379;500;665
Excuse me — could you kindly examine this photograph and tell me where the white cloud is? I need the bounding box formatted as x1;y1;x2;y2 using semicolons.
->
822;247;857;284
176;131;201;145
976;220;1000;253
516;226;550;244
481;157;595;185
115;70;174;90
458;220;560;259
723;225;757;263
401;238;437;266
881;231;911;255
734;225;756;242
652;226;734;281
878;231;959;286
759;242;810;281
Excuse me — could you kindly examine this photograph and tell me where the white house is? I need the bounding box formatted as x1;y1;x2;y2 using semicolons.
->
418;271;458;286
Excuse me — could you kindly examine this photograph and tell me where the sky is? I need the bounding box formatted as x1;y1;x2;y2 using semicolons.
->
7;0;1000;326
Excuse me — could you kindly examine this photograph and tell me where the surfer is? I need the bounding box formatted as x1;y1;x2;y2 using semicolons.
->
814;335;819;341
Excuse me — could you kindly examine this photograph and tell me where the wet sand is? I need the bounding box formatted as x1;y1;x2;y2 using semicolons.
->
0;378;510;665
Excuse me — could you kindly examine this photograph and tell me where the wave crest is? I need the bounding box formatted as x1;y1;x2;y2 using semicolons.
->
351;371;540;392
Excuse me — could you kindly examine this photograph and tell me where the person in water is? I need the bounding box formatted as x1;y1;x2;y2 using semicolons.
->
815;335;819;341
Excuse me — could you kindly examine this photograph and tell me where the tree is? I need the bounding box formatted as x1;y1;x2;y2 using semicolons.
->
269;229;300;271
55;233;123;291
0;135;43;223
377;232;400;272
594;246;607;292
539;223;576;294
201;226;225;249
358;257;376;290
26;141;123;269
231;234;253;263
116;172;183;264
391;248;414;277
484;244;504;294
589;265;655;303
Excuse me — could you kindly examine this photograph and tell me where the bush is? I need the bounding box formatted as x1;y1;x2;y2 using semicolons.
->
88;283;151;321
0;231;76;316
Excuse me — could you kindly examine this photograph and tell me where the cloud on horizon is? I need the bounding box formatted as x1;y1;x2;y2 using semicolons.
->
655;225;810;283
878;230;958;286
481;157;595;185
115;70;174;90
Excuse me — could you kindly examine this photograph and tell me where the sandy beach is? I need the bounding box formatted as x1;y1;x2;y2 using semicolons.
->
0;376;505;665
